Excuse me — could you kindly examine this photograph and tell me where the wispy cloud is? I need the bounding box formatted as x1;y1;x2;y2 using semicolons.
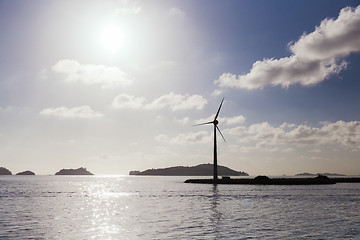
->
168;7;186;18
211;89;224;96
216;5;360;90
155;131;211;144
112;93;145;109
195;114;246;126
173;117;190;125
40;106;104;119
112;92;207;111
0;106;12;111
220;115;246;125
115;0;142;14
51;59;132;89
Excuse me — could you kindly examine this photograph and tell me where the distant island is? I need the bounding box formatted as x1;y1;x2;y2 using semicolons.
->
129;164;249;176
0;167;12;175
16;170;35;175
296;172;346;177
55;167;94;175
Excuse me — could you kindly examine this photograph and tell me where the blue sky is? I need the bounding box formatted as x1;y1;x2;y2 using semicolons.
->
1;0;360;175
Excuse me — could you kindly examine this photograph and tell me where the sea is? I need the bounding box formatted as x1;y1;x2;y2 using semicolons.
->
0;176;360;240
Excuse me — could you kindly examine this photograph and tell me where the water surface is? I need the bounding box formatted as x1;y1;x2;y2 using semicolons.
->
0;176;359;239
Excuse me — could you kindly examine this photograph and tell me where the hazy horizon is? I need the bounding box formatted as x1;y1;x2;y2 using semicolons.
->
1;0;360;176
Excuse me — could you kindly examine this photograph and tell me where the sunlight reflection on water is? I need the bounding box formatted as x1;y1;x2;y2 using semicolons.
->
0;176;359;239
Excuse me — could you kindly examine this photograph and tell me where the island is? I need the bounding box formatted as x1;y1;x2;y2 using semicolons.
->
16;170;35;175
129;164;248;176
55;167;94;175
296;172;346;177
0;167;12;175
296;172;316;176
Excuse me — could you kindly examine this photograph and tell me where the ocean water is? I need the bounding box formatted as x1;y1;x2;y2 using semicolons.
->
0;176;359;239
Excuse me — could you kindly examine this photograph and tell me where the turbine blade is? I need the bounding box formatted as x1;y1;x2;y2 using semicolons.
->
216;126;226;143
193;121;214;126
214;98;224;121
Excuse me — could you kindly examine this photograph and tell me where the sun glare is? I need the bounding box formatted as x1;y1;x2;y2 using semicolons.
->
100;24;123;53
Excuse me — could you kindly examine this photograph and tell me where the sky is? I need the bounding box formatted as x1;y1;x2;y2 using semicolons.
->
1;0;360;175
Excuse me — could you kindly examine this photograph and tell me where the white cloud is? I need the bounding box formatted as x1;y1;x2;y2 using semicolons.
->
145;92;207;111
40;106;104;119
212;89;224;96
51;59;132;88
112;93;145;109
115;0;142;14
168;7;186;18
226;120;360;150
216;57;346;89
216;5;360;90
155;131;211;144
290;6;360;60
226;126;247;135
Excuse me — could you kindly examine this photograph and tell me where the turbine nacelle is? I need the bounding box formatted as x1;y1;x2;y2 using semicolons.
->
193;98;225;143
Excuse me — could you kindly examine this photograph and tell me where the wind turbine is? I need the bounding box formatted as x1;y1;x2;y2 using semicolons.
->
194;98;226;180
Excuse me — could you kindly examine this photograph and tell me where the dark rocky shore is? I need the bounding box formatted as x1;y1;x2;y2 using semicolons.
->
185;175;360;185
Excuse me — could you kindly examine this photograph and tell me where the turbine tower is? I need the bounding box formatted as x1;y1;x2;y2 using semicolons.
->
194;98;226;180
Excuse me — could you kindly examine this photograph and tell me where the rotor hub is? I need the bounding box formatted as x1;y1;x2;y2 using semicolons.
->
214;120;219;125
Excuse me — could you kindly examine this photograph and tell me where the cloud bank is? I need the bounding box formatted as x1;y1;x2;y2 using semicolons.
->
226;120;360;151
112;92;208;111
154;119;360;152
52;59;132;88
216;5;360;90
40;106;104;119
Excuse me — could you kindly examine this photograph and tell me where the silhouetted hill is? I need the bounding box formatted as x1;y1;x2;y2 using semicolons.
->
129;164;248;176
16;170;35;175
55;167;94;175
0;167;12;175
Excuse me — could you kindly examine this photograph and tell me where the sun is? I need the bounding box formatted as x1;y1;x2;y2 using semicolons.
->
100;24;123;53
